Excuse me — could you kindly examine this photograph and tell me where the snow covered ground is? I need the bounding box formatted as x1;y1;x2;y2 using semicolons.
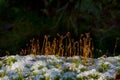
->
0;55;120;80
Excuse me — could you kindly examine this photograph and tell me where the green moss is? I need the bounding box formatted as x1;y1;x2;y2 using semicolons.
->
63;67;72;72
105;76;114;80
98;68;105;73
77;76;88;80
0;71;5;78
33;72;38;76
55;64;61;69
15;68;24;80
25;65;31;69
3;57;17;66
88;74;100;79
39;76;46;80
45;76;50;80
72;59;80;68
38;65;44;70
116;68;120;74
53;75;60;80
63;77;74;80
80;67;88;72
0;61;2;69
101;63;110;68
98;63;110;73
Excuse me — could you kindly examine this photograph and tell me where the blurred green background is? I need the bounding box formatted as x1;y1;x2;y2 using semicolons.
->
0;0;120;57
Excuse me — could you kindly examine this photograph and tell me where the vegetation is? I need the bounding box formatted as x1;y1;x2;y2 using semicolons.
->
0;0;120;57
0;54;119;79
116;68;120;74
77;76;88;80
97;63;110;73
0;61;2;69
3;56;17;66
18;32;94;65
80;67;88;72
88;74;100;79
0;71;5;78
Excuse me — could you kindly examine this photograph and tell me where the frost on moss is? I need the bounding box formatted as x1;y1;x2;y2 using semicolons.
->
3;57;17;66
97;63;110;73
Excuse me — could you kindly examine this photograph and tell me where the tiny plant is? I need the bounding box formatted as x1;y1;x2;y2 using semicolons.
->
38;65;44;70
105;76;114;80
88;74;100;79
15;68;24;80
0;61;2;69
72;58;80;68
116;68;120;74
0;71;5;78
45;76;50;80
98;63;110;73
39;75;46;80
83;32;93;65
55;64;61;69
25;64;31;69
80;67;88;72
19;32;94;59
77;76;88;80
54;75;60;80
3;57;17;66
113;37;119;56
62;77;75;80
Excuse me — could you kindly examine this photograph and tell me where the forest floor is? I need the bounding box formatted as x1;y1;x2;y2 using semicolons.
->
0;55;120;80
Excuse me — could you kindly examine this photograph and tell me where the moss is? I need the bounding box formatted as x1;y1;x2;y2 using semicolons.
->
15;68;24;80
80;67;88;72
97;63;110;73
77;76;88;80
0;61;2;69
72;59;80;68
116;68;120;74
55;64;61;69
88;74;100;79
62;77;75;80
53;75;60;80
38;65;44;70
3;57;17;66
105;76;114;80
25;65;31;69
0;71;5;78
39;76;46;80
45;76;50;80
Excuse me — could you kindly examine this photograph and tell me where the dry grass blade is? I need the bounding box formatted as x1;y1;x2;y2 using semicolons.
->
19;32;94;63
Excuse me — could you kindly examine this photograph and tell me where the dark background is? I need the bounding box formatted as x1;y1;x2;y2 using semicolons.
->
0;0;120;57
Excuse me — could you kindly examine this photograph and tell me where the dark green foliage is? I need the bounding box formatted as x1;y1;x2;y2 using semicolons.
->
88;74;100;79
3;57;17;66
0;0;120;57
97;63;110;73
77;76;88;80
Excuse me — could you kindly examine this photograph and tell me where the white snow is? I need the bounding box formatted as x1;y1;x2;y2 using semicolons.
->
0;55;120;80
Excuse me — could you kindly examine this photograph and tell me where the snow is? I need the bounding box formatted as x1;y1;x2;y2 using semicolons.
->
0;55;120;80
61;72;76;80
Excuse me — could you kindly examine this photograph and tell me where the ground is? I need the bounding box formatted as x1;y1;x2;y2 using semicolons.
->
0;55;120;80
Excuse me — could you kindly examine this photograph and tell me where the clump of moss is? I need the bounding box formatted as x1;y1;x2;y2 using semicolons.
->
3;57;17;66
77;76;88;80
0;71;5;78
38;65;44;70
116;68;120;74
97;63;110;73
0;61;2;69
80;67;88;72
88;74;100;79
